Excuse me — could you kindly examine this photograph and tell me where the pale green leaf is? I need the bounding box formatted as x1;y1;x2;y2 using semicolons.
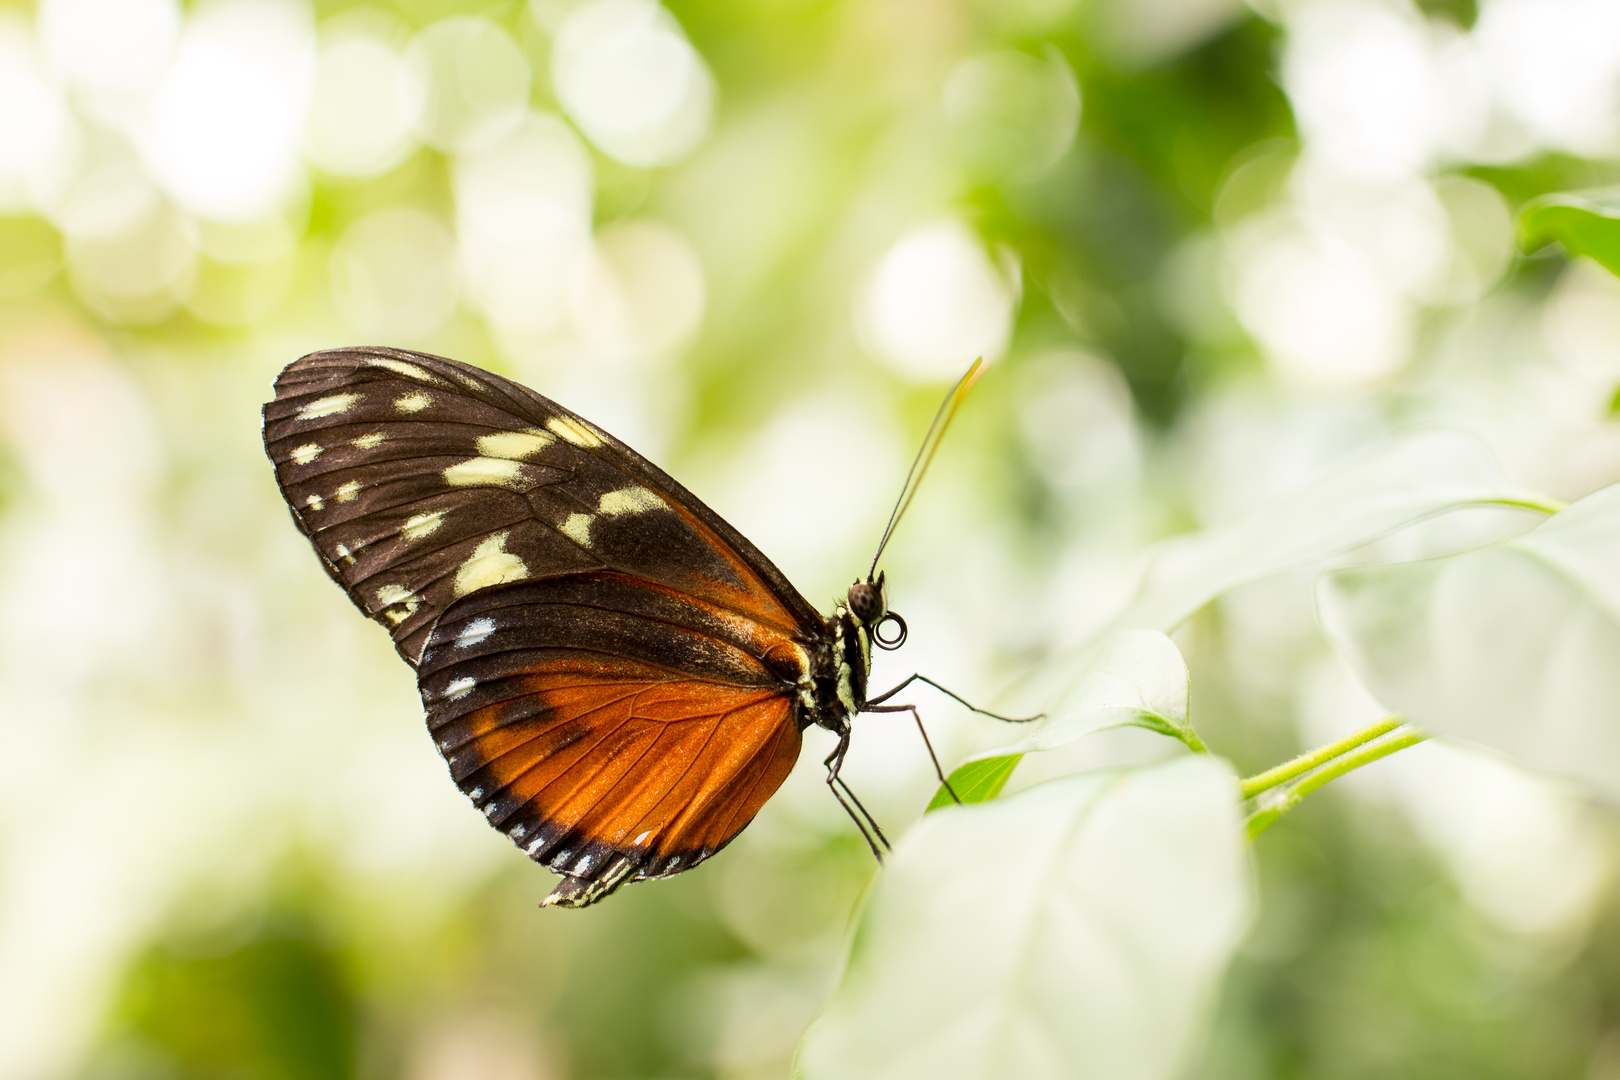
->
1319;483;1620;799
996;629;1193;754
795;756;1252;1080
931;630;1193;809
1117;430;1552;634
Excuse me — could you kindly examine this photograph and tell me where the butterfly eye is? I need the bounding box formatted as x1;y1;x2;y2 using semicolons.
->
847;580;885;623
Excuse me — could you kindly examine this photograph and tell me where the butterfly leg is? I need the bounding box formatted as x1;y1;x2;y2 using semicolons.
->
865;702;961;805
824;731;891;860
866;674;1042;723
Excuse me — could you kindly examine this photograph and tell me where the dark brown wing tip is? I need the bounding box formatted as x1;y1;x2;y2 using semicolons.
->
540;855;638;909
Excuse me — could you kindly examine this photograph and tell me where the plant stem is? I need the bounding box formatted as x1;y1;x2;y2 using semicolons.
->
1239;716;1404;801
1245;728;1429;839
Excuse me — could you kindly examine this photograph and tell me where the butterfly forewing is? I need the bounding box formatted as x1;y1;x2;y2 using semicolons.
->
264;347;827;906
263;347;821;667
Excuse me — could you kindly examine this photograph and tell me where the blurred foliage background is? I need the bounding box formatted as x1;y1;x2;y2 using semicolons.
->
4;0;1620;1076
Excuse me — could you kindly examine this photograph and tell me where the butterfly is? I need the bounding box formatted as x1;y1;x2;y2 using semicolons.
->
262;346;1003;907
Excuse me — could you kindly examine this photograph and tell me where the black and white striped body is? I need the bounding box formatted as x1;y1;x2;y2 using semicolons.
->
791;603;877;739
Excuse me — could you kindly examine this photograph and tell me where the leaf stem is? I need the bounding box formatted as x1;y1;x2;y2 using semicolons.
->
1245;728;1429;839
1238;716;1403;800
1485;494;1567;515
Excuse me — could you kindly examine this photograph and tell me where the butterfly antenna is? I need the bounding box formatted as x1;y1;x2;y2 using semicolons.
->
867;358;985;579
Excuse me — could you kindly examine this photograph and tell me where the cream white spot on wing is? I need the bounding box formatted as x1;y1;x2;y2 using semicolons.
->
443;457;524;489
334;542;355;566
455;617;496;649
598;486;665;516
477;429;555;460
305;493;324;511
335;480;361;502
633;830;652;845
510;823;527;840
400;510;446;541
367;357;440;383
291;443;322;465
527;836;546;855
576;853;596;874
374;583;420;625
546;415;604;447
395;392;431;413
453;532;529;597
352;431;386;449
446;676;477;700
559;513;593;547
298;393;361;419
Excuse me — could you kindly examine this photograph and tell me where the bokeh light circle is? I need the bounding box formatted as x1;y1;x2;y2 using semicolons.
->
0;17;82;213
1228;212;1412;388
571;219;706;357
857;221;1016;381
139;0;315;222
943;48;1079;181
306;22;420;177
455;113;594;336
38;0;180;122
1475;0;1620;156
330;205;459;340
65;198;196;324
1282;3;1444;182
404;17;530;154
552;0;715;168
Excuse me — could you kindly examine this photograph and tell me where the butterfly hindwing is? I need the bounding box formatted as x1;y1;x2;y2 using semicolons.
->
263;347;821;666
419;575;807;906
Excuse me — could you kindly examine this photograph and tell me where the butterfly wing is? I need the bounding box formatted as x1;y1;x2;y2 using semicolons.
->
263;346;824;666
263;347;826;905
419;573;808;906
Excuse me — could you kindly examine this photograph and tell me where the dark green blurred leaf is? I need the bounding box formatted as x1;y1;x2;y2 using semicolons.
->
1414;0;1478;29
1521;189;1620;277
111;922;355;1080
927;754;1022;812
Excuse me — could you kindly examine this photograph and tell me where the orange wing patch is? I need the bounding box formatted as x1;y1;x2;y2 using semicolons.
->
431;657;802;907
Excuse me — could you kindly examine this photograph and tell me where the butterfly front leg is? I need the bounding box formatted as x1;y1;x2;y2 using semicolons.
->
822;722;890;860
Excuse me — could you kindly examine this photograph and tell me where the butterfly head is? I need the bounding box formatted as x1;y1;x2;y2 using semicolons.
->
847;572;907;651
847;572;887;625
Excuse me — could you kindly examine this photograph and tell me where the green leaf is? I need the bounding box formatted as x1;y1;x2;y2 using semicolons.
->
1116;430;1554;635
1013;629;1195;750
928;630;1195;809
795;757;1253;1080
1521;189;1620;277
1319;482;1620;800
928;754;1021;812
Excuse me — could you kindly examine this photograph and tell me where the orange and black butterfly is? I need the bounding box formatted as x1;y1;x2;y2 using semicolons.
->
263;346;1001;907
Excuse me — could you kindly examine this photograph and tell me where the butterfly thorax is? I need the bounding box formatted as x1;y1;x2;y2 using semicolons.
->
796;576;889;735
